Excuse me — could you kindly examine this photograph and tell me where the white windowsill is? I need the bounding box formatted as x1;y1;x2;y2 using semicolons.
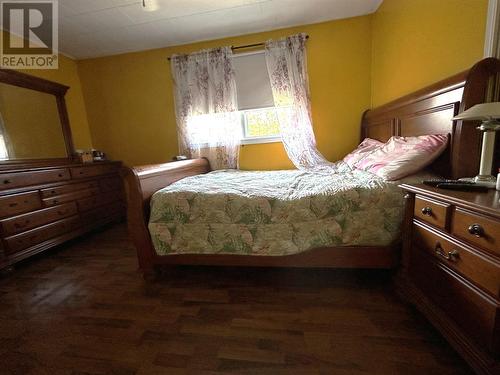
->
241;137;282;145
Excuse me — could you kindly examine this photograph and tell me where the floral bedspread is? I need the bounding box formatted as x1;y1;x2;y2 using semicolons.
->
148;163;404;256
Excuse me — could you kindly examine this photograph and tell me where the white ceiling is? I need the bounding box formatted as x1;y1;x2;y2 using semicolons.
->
47;0;383;59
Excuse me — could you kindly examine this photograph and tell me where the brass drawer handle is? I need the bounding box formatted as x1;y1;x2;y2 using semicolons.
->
421;207;433;216
467;224;484;238
3;179;11;184
435;243;459;261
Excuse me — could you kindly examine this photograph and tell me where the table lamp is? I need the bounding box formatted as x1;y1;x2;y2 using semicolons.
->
452;102;500;187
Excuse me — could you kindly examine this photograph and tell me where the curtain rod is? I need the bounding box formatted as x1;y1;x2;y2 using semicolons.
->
167;35;309;61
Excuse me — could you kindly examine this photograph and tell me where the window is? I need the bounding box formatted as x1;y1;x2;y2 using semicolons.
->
233;51;281;144
240;107;280;144
0;134;8;159
0;114;10;160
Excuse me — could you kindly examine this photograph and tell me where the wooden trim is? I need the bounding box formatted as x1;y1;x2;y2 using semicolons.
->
399;183;500;219
398;275;498;375
0;69;76;166
484;0;500;58
56;95;76;160
122;158;211;274
0;69;69;94
362;58;500;179
149;245;399;269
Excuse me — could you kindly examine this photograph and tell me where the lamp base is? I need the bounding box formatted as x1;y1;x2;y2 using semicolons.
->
458;176;497;188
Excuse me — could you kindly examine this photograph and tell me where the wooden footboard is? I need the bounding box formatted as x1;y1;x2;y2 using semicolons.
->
122;158;211;275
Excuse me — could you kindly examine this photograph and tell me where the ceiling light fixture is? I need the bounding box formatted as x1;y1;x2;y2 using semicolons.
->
142;0;159;12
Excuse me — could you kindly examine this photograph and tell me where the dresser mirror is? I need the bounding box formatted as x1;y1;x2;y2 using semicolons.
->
0;69;74;165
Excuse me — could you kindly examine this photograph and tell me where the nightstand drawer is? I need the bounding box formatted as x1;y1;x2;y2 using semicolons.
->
410;250;499;354
451;208;500;257
414;195;450;229
413;221;500;298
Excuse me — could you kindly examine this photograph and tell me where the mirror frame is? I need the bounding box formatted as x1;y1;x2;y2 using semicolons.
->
0;68;76;168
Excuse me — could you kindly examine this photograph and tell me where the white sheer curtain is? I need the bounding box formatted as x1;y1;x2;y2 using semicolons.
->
170;47;241;170
265;33;334;170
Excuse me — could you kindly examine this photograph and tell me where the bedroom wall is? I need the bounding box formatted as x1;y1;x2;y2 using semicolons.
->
371;0;488;107
78;16;372;169
25;54;94;151
0;31;94;151
76;0;489;168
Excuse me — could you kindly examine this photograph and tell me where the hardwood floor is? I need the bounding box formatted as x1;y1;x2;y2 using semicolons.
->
0;224;472;374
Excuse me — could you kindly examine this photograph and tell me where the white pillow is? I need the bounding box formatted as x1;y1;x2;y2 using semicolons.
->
342;138;384;168
354;134;449;181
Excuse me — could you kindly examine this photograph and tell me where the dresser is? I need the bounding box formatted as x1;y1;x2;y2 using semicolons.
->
398;184;500;374
0;161;125;270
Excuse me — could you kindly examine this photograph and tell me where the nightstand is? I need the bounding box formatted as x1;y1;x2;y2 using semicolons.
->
398;184;500;375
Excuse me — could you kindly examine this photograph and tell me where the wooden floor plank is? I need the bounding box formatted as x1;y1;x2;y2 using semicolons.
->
0;223;472;374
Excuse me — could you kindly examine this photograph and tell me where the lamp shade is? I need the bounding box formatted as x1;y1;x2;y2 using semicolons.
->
452;102;500;121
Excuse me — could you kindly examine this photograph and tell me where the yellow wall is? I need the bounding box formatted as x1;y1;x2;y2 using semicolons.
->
24;54;94;150
0;82;66;158
79;0;488;169
371;0;488;107
78;16;373;168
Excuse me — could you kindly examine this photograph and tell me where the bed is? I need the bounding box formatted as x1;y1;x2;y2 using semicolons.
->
123;58;500;278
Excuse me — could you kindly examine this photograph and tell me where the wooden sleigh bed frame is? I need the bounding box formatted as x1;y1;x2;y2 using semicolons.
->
123;58;500;278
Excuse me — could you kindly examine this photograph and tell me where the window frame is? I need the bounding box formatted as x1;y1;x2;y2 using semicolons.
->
239;106;282;145
232;50;281;145
0;134;8;159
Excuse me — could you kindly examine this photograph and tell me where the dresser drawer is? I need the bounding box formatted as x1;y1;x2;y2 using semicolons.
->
80;202;124;223
0;202;77;236
410;250;500;354
43;216;81;239
42;188;100;207
77;191;121;212
99;176;122;192
0;192;42;218
413;221;500;298
0;168;70;190
414;195;450;230
4;216;80;254
70;164;117;179
41;180;99;198
451;208;500;257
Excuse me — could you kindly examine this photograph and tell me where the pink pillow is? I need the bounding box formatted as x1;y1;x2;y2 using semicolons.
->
355;134;449;181
343;138;384;168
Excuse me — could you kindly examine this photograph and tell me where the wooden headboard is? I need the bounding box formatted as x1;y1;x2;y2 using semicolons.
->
361;58;500;179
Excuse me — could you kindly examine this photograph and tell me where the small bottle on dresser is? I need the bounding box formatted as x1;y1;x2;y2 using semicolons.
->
497;168;500;191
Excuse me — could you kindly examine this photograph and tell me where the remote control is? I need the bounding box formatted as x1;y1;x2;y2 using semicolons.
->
423;179;475;187
436;183;489;192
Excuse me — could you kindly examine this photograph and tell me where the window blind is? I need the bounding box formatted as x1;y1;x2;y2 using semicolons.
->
233;51;275;111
